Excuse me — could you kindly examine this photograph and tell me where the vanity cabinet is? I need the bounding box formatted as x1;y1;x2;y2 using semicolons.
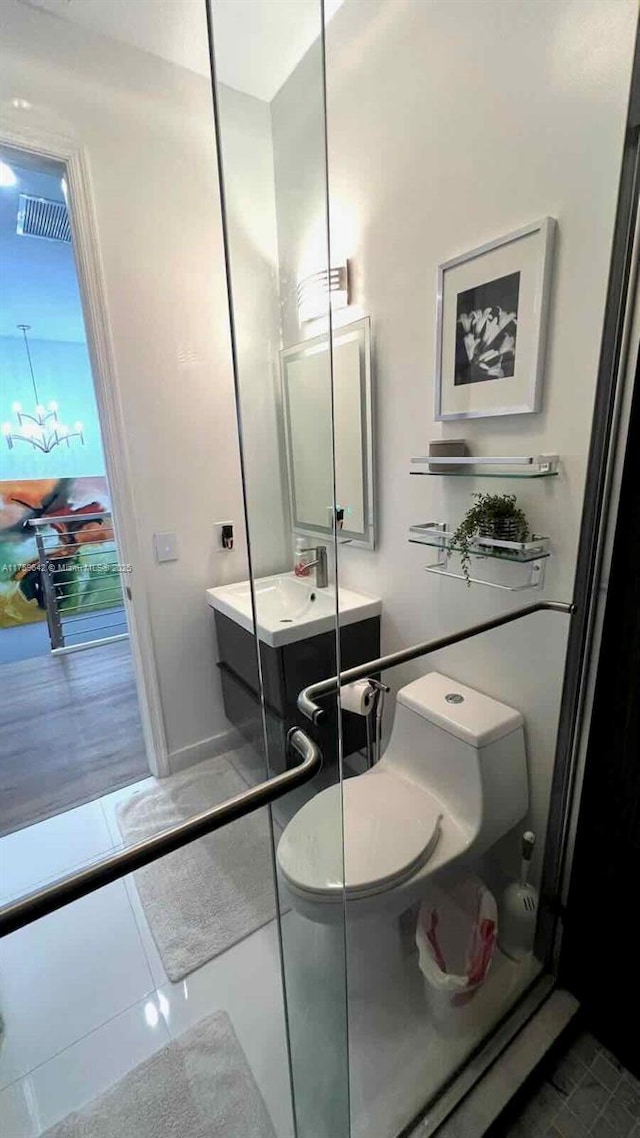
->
214;611;381;770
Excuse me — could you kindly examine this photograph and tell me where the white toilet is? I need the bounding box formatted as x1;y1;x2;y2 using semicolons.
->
277;671;528;925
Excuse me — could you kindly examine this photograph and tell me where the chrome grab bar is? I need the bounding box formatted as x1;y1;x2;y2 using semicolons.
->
298;600;576;724
0;727;322;939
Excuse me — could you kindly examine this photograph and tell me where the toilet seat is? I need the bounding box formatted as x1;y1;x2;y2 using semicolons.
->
277;769;443;901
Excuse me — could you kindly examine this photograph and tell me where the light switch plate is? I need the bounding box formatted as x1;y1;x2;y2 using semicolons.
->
154;532;179;563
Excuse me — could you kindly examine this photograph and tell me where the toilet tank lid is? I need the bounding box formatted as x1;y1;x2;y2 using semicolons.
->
396;671;523;747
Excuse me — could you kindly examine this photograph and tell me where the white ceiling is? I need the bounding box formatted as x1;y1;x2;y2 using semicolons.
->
0;156;86;341
21;0;345;102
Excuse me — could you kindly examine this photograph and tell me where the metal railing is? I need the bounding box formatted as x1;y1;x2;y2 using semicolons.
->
298;600;576;723
28;511;128;652
0;727;322;939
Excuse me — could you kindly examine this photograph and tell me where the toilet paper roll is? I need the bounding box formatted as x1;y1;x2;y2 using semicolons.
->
341;680;374;715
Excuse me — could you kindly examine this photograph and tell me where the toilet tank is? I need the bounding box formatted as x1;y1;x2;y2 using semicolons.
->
382;671;528;853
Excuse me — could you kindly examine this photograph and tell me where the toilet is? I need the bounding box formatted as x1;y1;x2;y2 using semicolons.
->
277;671;528;926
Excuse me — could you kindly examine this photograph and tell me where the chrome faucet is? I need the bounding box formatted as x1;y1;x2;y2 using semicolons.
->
300;545;328;588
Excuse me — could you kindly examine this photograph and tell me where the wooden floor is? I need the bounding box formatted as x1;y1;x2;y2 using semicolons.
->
0;638;149;837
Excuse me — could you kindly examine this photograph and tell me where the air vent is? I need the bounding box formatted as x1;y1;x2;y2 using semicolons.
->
17;193;71;243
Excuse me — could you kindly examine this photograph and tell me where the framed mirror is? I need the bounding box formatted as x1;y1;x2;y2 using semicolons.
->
280;317;375;549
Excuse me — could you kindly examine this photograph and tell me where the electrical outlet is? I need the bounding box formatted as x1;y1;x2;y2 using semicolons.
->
214;520;234;551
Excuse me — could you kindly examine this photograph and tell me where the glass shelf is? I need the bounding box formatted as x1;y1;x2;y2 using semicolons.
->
410;469;558;479
410;453;559;478
409;537;550;562
409;524;551;564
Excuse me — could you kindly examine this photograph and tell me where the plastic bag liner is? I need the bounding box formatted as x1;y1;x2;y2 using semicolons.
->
416;877;497;1006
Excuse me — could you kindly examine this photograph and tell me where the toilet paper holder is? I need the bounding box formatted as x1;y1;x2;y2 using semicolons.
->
341;676;390;768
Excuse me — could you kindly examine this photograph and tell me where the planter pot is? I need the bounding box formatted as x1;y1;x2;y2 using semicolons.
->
478;517;524;542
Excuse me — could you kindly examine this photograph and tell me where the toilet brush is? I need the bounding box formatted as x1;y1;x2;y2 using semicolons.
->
499;831;538;961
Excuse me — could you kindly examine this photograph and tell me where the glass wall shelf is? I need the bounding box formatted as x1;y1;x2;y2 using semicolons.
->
410;469;558;478
410;454;559;478
409;523;551;590
409;523;550;563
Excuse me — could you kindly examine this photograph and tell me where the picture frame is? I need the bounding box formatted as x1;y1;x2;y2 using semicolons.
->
434;217;555;421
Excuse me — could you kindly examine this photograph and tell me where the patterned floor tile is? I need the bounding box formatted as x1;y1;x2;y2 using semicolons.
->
573;1035;600;1069
568;1072;610;1129
553;1105;589;1138
551;1053;589;1098
591;1117;621;1138
616;1080;640;1120
592;1055;624;1094
599;1098;637;1137
499;1029;639;1138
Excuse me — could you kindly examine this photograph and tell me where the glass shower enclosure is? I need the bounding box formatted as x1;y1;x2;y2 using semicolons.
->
207;2;635;1137
0;2;635;1138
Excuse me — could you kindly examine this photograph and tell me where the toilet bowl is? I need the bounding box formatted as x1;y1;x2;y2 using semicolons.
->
277;671;528;926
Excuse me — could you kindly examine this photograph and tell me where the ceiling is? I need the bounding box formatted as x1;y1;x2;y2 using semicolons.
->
20;0;345;102
0;155;86;342
1;1;347;344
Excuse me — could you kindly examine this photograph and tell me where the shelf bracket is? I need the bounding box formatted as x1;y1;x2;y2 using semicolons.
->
425;556;546;592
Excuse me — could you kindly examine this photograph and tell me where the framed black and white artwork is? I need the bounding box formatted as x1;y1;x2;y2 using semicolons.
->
434;217;555;420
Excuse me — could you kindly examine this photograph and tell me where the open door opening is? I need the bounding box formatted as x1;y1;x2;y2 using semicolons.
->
0;144;149;836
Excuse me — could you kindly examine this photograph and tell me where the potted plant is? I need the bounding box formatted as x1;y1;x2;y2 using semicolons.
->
449;492;530;585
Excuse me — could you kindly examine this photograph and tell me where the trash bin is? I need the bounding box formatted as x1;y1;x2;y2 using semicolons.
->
416;876;498;1011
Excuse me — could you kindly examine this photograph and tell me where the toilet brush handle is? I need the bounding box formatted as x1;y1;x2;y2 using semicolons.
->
520;831;535;885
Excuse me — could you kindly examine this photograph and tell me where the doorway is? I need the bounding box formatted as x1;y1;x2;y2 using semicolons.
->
0;145;148;836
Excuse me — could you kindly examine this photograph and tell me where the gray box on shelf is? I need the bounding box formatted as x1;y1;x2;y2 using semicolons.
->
428;439;469;473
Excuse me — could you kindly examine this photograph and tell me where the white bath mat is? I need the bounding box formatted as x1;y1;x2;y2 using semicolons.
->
43;1010;277;1138
117;751;280;981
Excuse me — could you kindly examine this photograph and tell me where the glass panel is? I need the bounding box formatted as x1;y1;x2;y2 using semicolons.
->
208;2;350;1136
320;2;635;1136
1;3;336;1137
0;851;292;1136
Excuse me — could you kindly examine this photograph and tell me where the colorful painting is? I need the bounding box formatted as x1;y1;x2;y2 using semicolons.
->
0;476;122;629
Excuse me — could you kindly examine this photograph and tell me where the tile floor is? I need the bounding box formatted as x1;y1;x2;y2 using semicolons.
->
501;1032;640;1138
0;775;294;1138
0;754;542;1138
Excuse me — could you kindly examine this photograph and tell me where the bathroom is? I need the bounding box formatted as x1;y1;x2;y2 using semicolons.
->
0;2;639;1137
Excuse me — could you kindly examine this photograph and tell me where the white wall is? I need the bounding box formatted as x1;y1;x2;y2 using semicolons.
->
0;1;250;768
271;0;637;878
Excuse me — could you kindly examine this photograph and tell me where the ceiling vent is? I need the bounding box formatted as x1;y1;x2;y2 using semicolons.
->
17;194;71;243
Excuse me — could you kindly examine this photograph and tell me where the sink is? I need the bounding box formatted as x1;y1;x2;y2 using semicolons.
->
206;572;381;648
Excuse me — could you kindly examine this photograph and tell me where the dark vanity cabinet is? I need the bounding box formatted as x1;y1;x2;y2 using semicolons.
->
215;611;381;771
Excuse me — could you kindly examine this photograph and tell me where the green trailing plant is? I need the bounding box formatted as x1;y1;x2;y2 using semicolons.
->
449;492;530;586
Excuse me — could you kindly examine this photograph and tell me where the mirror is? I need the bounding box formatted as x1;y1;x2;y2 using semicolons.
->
281;316;375;548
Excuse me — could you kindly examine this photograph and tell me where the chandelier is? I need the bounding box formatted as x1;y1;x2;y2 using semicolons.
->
2;324;84;454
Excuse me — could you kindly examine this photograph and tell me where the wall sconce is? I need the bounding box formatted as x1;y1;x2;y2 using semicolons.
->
297;261;349;324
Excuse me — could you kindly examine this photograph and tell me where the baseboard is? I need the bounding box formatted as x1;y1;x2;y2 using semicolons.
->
166;728;244;776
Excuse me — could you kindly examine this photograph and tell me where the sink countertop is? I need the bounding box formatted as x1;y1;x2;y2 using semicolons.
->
206;572;381;648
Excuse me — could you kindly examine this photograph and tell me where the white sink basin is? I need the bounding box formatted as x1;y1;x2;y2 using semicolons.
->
206;572;381;648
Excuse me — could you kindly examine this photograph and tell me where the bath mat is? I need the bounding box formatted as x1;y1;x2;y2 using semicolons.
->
117;752;280;982
42;1010;277;1138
